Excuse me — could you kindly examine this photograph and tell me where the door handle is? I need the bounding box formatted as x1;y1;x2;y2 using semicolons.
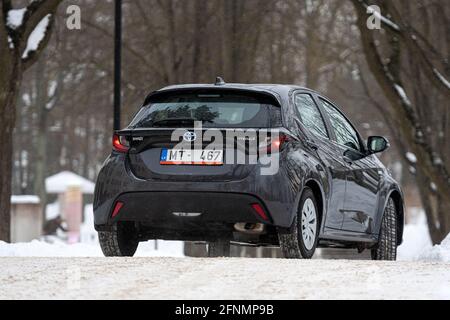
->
343;156;353;165
306;141;319;150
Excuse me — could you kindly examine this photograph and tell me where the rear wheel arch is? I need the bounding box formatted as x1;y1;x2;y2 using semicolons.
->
282;180;323;232
278;186;321;258
304;179;324;228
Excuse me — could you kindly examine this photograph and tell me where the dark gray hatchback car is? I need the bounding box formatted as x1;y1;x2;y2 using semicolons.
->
94;80;404;260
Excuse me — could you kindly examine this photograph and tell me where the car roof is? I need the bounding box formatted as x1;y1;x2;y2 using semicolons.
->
146;83;321;105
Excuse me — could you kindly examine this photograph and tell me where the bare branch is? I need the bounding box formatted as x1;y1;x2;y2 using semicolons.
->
22;13;56;70
17;0;62;53
80;17;165;80
356;0;450;99
351;0;450;194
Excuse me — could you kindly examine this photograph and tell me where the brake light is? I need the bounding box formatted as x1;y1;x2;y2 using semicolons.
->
251;203;269;222
260;133;291;154
113;134;129;153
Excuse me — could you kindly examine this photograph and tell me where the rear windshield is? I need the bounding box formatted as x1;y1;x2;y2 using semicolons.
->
129;92;281;128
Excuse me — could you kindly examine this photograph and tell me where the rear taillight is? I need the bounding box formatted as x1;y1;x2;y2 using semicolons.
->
113;134;130;153
259;133;291;154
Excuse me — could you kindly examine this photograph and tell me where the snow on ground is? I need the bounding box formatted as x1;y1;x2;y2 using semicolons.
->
418;234;450;262
0;240;184;258
398;212;433;261
0;257;449;299
1;209;449;299
1;208;448;262
396;209;450;263
5;201;184;257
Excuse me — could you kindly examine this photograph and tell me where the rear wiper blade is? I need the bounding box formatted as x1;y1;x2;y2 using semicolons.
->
150;118;215;127
151;118;197;127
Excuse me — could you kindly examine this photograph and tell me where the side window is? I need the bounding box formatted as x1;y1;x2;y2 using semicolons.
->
320;98;361;151
294;94;329;139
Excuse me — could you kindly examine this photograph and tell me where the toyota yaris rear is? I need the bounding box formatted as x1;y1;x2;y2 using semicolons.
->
94;82;404;260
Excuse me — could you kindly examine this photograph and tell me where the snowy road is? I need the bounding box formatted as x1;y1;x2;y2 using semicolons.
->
1;257;449;300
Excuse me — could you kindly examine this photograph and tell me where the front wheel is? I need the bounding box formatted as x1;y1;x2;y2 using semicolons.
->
207;240;231;257
371;198;397;261
98;222;139;257
278;187;319;259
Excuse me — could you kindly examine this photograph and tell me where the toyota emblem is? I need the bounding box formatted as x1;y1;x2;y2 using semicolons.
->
183;131;197;142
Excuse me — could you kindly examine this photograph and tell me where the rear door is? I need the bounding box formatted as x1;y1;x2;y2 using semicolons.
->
318;97;380;233
293;92;347;230
124;89;283;182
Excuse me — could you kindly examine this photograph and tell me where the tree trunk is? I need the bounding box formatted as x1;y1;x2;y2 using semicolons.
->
416;169;450;244
221;0;239;82
0;0;62;242
33;58;49;228
0;65;21;243
191;0;207;82
0;109;14;241
304;14;319;89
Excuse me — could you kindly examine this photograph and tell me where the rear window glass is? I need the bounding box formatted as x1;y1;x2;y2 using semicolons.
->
130;92;281;128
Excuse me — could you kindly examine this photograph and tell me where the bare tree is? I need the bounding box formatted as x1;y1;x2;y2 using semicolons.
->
0;0;62;242
351;0;450;244
10;0;447;251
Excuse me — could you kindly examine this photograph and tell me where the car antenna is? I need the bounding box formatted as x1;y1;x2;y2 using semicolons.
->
215;77;226;86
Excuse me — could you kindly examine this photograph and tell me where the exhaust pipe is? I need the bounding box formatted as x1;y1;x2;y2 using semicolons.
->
234;223;265;235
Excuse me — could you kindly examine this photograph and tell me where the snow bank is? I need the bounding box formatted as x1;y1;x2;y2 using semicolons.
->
397;211;450;263
0;240;184;258
418;234;450;262
398;217;432;261
0;240;102;257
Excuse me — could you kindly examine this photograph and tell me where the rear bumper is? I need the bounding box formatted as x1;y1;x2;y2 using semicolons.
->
111;191;269;221
94;153;299;231
98;191;270;238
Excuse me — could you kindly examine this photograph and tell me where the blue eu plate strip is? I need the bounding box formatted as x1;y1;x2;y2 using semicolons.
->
160;149;168;161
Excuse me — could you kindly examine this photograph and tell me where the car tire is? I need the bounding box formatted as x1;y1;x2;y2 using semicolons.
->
207;240;231;257
98;222;139;257
278;187;319;259
372;198;397;261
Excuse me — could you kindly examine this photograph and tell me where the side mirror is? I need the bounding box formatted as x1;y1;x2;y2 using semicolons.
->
367;136;390;154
